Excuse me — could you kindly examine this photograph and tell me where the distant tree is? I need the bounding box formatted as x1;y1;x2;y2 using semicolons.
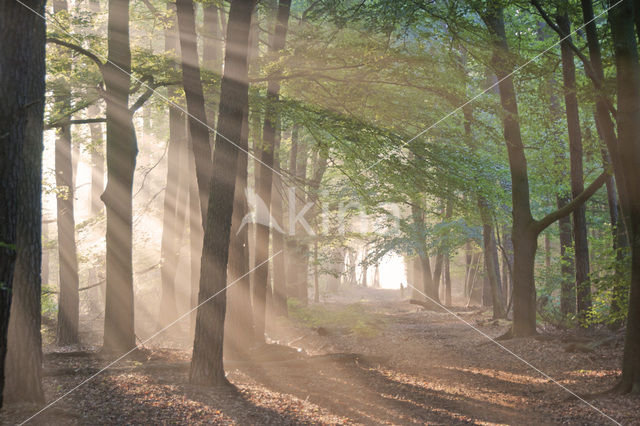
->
53;0;80;347
254;0;292;344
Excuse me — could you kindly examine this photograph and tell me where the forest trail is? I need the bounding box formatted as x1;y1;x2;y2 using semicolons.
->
2;288;635;425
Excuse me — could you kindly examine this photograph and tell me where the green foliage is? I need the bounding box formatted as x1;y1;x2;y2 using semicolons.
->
287;298;384;337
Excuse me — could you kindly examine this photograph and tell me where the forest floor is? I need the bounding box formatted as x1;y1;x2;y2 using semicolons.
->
2;287;638;425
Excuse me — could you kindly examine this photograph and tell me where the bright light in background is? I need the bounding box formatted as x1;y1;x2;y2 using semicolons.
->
378;253;406;289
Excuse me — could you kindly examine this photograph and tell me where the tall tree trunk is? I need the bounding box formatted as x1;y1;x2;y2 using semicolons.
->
558;195;576;315
479;198;505;317
54;0;80;347
254;0;292;342
188;147;202;333
314;241;320;302
225;109;253;359
285;129;299;298
271;132;287;316
558;10;592;320
89;104;105;217
481;5;537;336
4;7;46;401
581;0;630;233
294;130;310;304
0;0;46;407
190;0;256;387
176;0;213;225
102;0;137;353
609;0;640;394
158;4;183;328
444;257;452;306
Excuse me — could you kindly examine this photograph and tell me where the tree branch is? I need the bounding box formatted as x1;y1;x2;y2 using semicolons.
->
47;37;104;72
534;172;608;233
129;80;179;113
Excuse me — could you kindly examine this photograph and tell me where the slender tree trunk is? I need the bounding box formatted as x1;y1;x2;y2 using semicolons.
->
176;0;213;225
254;0;292;342
0;0;46;407
54;0;80;347
102;0;137;353
285;129;298;298
89;104;105;217
444;257;452;306
479;198;505;317
609;0;640;394
55;123;79;345
271;132;287;316
4;8;46;401
42;221;50;288
314;241;320;302
558;195;576;315
188;147;202;333
295;131;310;304
482;5;537;335
190;0;256;387
558;11;592;320
158;6;183;328
581;0;630;233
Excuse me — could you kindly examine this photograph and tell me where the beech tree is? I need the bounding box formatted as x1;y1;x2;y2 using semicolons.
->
0;0;46;408
190;0;257;387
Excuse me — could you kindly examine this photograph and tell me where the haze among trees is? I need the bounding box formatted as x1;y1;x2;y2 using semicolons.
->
1;0;640;423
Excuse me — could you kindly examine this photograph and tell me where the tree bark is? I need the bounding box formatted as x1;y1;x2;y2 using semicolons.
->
158;2;184;329
581;0;630;233
608;0;640;394
176;0;213;224
558;10;592;320
190;0;256;387
271;131;287;317
3;3;46;401
54;0;80;347
444;256;452;306
558;195;576;315
481;5;537;336
254;0;292;343
102;0;137;353
88;104;105;217
225;108;253;359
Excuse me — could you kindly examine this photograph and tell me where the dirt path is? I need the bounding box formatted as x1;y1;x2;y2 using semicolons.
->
2;288;636;425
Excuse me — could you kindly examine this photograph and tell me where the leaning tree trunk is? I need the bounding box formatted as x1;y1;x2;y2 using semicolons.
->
4;6;46;402
190;0;256;387
609;0;640;394
0;0;46;408
558;10;592;320
253;0;292;344
102;0;137;353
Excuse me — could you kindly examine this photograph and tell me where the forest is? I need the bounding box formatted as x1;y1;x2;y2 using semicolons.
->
1;0;640;424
